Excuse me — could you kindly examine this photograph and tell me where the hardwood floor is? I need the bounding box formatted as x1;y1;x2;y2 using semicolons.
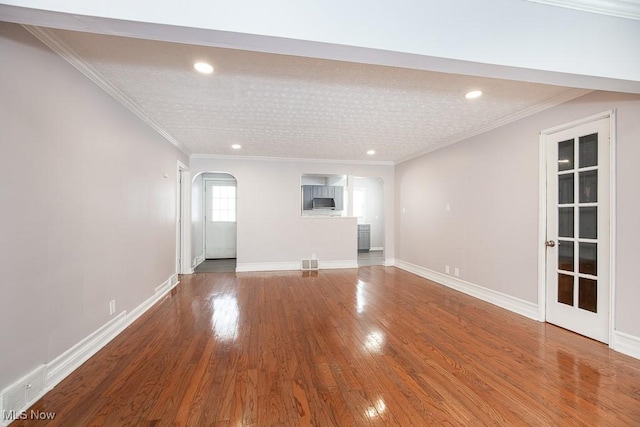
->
14;267;640;426
357;251;384;267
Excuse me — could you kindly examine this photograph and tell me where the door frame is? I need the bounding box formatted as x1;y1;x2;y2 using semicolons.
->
203;174;238;260
176;161;192;274
537;109;617;344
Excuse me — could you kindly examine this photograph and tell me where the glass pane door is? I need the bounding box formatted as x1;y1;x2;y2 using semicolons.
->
545;116;610;344
556;134;599;313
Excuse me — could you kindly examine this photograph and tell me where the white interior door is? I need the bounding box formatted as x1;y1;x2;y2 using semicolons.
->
205;179;237;259
545;117;610;343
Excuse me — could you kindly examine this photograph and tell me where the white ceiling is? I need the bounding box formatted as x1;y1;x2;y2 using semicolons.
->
30;26;590;164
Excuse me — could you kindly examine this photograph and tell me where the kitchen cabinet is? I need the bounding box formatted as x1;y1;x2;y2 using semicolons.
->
301;185;343;211
302;185;313;210
358;224;370;251
333;187;344;211
312;185;335;198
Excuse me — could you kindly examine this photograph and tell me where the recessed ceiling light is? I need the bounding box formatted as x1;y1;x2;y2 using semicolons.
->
231;144;241;150
194;62;214;74
465;90;483;99
367;150;376;155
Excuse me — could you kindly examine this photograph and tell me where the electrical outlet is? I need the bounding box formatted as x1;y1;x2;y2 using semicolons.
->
445;265;450;274
109;300;116;315
454;268;460;277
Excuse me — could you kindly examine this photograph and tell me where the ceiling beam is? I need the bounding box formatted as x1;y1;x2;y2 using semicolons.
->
1;1;639;93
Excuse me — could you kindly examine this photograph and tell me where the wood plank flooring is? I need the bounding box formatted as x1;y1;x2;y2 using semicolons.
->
13;267;640;426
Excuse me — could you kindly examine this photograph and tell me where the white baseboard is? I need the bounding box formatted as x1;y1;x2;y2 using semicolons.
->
236;260;358;272
236;261;300;272
0;274;179;426
192;255;205;269
45;311;127;390
612;330;640;360
395;259;538;321
395;260;639;362
128;275;178;327
0;366;46;426
320;260;358;269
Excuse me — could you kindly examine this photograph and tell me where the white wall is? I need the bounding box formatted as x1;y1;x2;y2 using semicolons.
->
0;23;188;392
395;91;640;339
190;157;394;269
1;1;639;93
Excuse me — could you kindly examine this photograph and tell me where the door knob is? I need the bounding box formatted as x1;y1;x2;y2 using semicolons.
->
545;240;556;247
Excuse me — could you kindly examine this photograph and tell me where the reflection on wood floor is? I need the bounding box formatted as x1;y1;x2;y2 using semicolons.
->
15;267;640;426
357;250;384;266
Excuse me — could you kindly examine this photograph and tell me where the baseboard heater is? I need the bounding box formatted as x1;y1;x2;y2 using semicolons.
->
301;259;319;270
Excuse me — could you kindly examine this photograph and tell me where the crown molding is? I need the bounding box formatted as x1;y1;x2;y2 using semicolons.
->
525;0;640;20
23;25;192;157
395;88;593;165
190;153;394;166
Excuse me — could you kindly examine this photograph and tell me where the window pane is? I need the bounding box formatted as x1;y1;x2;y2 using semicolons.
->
559;208;574;238
579;242;597;276
558;139;574;171
579;133;598;168
559;174;574;204
579;207;597;239
558;241;574;272
579;170;598;203
578;278;597;313
558;274;574;306
210;184;237;223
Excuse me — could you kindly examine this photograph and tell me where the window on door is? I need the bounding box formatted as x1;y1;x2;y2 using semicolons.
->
211;185;236;222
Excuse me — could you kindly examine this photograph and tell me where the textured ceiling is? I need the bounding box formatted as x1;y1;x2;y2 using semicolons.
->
39;27;587;163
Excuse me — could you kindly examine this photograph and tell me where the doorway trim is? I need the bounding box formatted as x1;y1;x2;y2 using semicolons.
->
177;161;192;274
203;175;238;260
537;109;617;345
195;171;239;267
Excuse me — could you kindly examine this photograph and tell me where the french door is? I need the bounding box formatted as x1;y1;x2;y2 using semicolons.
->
545;116;611;343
